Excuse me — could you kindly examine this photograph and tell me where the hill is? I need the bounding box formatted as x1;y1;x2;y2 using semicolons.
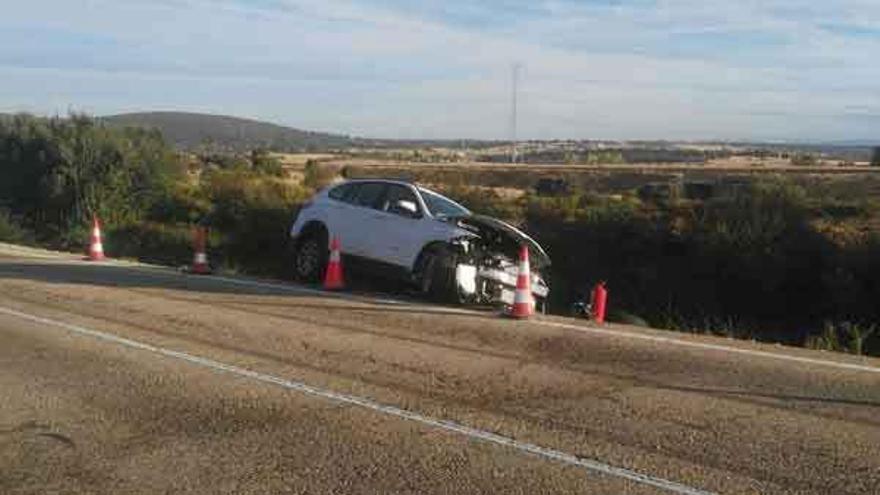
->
101;111;356;152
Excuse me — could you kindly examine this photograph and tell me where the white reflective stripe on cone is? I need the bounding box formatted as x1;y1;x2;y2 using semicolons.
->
514;291;532;304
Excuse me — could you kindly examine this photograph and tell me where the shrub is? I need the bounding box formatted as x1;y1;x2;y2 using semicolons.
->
149;182;212;224
0;210;32;244
107;222;193;267
202;169;311;275
303;160;338;189
251;149;284;176
0;113;183;241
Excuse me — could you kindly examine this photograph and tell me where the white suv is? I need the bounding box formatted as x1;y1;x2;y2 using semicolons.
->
289;179;551;310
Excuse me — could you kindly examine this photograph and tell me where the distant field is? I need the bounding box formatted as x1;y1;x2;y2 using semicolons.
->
331;157;877;174
271;152;340;167
329;158;880;199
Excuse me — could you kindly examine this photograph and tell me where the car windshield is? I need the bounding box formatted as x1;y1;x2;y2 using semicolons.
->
418;188;469;218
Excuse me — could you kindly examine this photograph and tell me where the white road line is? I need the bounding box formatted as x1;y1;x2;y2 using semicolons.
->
0;305;714;495
538;321;880;375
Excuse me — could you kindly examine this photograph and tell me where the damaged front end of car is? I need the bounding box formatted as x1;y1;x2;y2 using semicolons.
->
445;215;551;312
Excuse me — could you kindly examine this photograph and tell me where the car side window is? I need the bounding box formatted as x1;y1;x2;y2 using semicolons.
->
382;184;421;217
328;183;354;202
351;182;387;209
341;184;361;203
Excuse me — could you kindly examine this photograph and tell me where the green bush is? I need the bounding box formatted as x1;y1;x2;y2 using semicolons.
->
0;210;32;244
0;113;183;241
149;182;213;224
201;169;311;275
250;149;284;176
504;178;880;354
55;223;91;253
107;222;193;267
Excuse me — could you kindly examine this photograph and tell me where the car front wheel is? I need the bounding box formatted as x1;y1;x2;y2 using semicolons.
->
294;230;328;283
418;247;467;304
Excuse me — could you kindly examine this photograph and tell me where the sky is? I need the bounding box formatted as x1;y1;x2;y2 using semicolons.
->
1;0;879;141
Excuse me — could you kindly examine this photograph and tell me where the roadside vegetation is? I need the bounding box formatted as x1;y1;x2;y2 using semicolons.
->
1;113;878;356
437;179;880;356
0;113;310;274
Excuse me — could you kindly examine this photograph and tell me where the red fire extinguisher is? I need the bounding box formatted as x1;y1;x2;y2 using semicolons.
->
591;281;608;324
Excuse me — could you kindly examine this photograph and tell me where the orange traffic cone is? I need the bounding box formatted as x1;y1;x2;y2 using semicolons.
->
86;215;105;261
190;226;211;274
509;244;533;319
323;236;344;290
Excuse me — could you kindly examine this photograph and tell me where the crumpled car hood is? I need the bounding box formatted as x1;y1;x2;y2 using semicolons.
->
454;214;552;269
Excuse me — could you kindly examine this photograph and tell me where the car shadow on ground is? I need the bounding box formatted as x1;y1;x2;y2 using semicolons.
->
0;261;499;318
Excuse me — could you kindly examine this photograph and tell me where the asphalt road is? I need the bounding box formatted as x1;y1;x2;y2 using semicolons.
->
1;244;879;494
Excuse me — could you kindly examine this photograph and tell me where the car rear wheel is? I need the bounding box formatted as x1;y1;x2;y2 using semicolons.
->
294;230;328;283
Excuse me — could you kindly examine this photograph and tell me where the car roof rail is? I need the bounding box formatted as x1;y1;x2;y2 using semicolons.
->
342;177;416;185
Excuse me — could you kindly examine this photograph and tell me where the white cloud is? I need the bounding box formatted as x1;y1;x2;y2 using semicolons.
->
1;0;878;140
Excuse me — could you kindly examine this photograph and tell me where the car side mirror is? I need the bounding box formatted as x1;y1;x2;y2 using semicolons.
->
393;199;420;218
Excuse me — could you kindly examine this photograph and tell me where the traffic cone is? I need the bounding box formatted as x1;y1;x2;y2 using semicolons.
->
323;236;344;290
509;244;533;319
86;215;105;261
190;226;211;274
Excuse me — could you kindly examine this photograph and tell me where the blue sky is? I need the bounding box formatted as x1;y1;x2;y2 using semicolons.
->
1;0;879;141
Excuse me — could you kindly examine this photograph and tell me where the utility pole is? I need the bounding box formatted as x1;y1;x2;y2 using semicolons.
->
510;63;521;164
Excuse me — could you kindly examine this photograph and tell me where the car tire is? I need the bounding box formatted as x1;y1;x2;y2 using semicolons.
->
294;229;328;283
419;246;466;304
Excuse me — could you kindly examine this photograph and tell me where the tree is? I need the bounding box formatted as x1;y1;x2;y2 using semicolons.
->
0;113;182;236
871;147;880;167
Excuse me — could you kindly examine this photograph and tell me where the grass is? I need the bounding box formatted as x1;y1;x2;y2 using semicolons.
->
806;321;878;355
